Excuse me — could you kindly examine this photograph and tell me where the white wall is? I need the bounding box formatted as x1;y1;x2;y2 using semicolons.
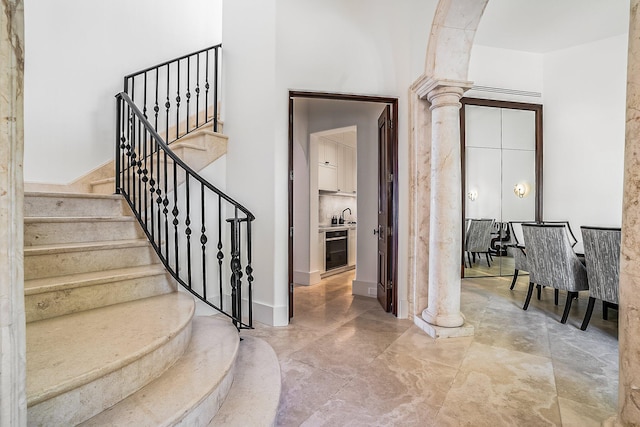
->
543;34;628;232
467;45;544;102
223;0;437;325
23;0;222;184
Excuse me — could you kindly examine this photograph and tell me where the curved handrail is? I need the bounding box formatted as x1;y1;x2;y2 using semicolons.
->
116;90;254;329
116;92;254;220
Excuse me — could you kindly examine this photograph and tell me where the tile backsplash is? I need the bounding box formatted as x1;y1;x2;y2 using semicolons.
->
319;194;357;225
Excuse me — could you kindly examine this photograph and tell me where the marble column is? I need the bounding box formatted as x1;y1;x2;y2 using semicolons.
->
610;1;640;425
412;78;474;338
0;0;26;426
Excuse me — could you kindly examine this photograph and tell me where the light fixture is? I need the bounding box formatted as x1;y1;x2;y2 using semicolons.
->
513;183;528;198
468;190;478;201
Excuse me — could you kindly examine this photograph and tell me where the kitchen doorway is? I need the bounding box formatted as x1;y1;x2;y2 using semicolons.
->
288;91;399;320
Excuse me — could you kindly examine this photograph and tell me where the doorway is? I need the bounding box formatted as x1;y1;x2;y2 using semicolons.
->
288;91;399;319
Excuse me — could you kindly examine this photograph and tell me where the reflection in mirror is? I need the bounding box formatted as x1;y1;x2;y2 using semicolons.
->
461;99;542;279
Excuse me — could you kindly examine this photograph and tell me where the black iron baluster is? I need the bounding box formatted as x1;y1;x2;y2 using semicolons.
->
245;219;253;327
176;59;181;141
148;137;155;242
195;53;200;128
156;142;163;251
205;50;209;123
166;63;170;143
186;56;191;134
143;72;148;120
142;129;149;228
173;159;179;273
201;183;207;300
217;195;224;310
135;117;142;218
154;68;160;133
185;174;192;289
125;102;131;197
228;212;243;329
163;150;170;261
214;47;219;132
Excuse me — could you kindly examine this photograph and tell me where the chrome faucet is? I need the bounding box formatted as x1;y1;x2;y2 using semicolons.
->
339;208;352;224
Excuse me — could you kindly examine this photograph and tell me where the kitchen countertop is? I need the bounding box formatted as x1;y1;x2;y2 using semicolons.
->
319;224;357;232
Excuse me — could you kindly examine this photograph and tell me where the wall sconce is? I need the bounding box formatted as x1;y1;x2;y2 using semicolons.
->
513;183;529;198
468;190;478;201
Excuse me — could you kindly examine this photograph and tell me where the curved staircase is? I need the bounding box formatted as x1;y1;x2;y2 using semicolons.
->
24;191;281;426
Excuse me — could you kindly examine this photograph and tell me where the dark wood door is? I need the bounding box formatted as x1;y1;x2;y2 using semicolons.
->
377;105;392;311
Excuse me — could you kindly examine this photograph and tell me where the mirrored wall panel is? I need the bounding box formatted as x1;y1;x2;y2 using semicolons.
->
461;99;542;278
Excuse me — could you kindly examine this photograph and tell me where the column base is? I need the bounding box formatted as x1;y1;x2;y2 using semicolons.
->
414;315;474;339
602;416;621;426
422;307;465;328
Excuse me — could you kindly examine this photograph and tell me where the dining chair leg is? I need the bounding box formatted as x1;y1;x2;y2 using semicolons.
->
580;296;596;331
602;301;609;320
554;289;559;306
561;291;578;324
523;282;535;310
536;284;541;300
485;253;491;267
510;270;519;290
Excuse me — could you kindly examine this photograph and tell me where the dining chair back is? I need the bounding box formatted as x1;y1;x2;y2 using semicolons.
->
521;223;589;323
579;226;621;330
507;221;531;290
465;218;494;267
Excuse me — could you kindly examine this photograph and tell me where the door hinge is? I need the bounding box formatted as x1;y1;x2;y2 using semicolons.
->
289;170;294;181
388;173;393;183
389;119;394;130
290;282;294;292
387;280;393;290
388;226;392;237
289;226;293;237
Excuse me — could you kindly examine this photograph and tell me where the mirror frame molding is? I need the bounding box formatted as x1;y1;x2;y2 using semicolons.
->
460;97;543;277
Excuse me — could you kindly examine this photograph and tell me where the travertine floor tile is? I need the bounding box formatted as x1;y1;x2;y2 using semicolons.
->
253;271;618;426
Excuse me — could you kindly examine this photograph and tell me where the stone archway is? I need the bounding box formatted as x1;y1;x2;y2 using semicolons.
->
407;0;488;338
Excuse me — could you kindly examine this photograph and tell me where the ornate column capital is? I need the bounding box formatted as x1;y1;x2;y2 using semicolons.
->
411;75;473;101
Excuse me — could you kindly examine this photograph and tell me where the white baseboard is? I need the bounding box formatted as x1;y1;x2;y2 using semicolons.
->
253;300;289;326
352;279;376;298
293;270;322;286
397;299;409;319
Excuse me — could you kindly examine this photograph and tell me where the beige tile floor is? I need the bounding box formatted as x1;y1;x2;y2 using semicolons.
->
245;270;618;426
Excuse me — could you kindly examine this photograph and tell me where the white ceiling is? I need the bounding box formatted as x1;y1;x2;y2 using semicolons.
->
474;0;630;53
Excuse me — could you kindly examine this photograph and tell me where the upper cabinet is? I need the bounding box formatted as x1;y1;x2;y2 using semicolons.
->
316;136;356;194
338;144;357;194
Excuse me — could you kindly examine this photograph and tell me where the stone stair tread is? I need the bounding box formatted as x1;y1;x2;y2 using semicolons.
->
24;264;168;295
24;238;150;255
24;215;136;223
26;292;194;407
209;335;281;427
80;316;239;427
25;191;121;200
170;141;208;151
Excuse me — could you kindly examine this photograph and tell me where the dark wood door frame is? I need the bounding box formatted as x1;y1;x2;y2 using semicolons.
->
459;97;543;277
288;90;399;318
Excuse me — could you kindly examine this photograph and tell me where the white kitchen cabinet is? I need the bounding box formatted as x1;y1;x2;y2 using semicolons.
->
318;138;338;167
338;144;357;194
348;227;357;266
318;164;338;192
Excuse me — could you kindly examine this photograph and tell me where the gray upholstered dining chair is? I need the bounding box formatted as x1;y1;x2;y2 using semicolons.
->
465;219;494;268
579;226;621;331
507;221;529;290
521;223;589;323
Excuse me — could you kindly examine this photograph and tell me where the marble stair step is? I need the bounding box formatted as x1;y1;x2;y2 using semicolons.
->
24;216;144;246
24;265;176;322
24;239;160;280
80;316;240;427
25;191;129;217
26;292;195;426
209;335;281;427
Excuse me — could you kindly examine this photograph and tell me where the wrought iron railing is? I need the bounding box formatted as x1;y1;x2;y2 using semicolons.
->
124;44;221;145
115;47;254;329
